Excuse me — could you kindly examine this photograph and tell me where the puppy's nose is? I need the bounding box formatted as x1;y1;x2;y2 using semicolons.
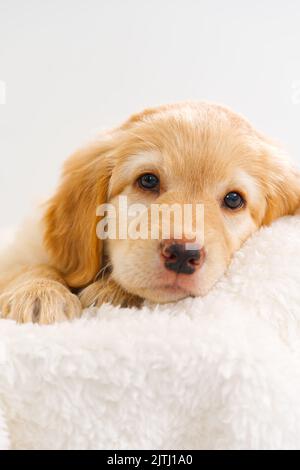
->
161;242;204;275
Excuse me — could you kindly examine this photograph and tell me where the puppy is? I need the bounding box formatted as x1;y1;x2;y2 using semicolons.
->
0;101;299;323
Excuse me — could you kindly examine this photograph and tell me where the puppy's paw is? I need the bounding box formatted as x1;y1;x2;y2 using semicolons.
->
0;279;82;324
79;278;142;309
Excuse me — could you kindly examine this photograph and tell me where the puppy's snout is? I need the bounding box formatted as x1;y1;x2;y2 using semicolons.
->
161;241;205;275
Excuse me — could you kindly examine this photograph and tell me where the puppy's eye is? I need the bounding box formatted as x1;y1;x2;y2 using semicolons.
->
138;173;160;191
223;192;245;210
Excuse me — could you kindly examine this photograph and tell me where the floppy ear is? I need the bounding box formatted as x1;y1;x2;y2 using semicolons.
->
43;141;113;288
260;142;300;225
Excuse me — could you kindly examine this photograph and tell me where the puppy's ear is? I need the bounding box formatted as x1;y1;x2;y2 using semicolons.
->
261;142;300;225
44;140;113;288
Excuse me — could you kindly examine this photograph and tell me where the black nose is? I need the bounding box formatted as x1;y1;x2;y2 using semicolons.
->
162;243;202;275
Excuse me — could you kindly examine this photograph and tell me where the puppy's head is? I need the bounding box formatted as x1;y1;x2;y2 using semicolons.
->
44;102;300;304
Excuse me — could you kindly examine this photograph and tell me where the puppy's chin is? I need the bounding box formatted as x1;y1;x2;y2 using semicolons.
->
117;278;213;304
133;285;192;304
112;266;224;304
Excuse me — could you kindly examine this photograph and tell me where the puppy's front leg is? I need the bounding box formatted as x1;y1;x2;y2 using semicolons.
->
0;266;82;324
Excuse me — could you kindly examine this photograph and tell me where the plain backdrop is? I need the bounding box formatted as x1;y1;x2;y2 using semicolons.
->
1;0;300;229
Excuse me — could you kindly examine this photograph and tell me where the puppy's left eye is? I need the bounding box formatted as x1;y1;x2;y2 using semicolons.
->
223;192;245;210
138;173;160;191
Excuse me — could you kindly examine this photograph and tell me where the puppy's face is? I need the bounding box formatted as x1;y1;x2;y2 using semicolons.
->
107;153;256;302
45;102;300;304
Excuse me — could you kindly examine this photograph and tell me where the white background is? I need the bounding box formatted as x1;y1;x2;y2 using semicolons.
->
1;0;300;229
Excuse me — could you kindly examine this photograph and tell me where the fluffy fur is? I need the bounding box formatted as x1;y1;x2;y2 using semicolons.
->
1;216;300;449
0;101;299;323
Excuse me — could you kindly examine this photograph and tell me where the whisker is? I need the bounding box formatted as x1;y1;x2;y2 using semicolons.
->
94;262;112;282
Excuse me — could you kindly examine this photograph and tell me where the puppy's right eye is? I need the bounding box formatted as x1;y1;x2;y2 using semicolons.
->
223;191;245;210
137;173;160;191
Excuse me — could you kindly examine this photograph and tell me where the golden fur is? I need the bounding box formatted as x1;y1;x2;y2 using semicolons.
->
0;102;299;323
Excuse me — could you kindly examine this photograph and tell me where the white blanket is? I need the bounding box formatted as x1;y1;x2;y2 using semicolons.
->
0;216;300;450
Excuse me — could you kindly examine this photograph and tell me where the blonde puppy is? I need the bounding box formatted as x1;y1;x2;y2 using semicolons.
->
0;102;299;323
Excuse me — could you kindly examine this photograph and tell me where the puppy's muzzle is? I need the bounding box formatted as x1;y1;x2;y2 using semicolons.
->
161;241;205;275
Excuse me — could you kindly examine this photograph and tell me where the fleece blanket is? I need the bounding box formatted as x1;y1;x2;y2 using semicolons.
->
0;216;300;450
